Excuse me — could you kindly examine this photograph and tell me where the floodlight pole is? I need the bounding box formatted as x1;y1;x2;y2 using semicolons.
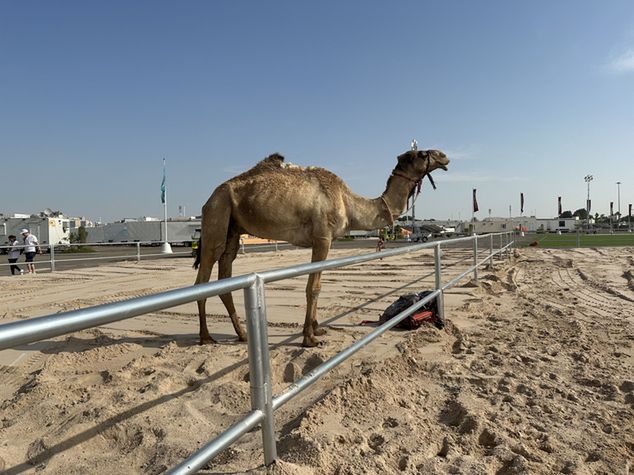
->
584;175;593;232
616;181;622;231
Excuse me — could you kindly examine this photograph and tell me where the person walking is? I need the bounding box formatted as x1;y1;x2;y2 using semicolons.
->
20;229;41;274
7;235;23;275
376;236;385;253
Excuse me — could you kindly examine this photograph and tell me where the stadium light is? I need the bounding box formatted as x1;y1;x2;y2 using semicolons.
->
584;175;593;231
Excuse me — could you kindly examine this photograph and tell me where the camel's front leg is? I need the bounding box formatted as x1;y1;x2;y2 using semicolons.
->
303;238;331;347
196;263;217;345
218;231;247;341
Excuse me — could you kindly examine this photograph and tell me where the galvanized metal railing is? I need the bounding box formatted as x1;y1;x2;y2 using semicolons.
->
0;231;515;473
0;240;296;273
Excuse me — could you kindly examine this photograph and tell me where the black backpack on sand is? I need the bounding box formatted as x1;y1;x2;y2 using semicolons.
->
379;290;444;330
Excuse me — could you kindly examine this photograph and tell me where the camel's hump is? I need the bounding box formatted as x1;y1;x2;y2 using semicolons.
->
256;153;316;171
246;153;333;177
260;153;285;165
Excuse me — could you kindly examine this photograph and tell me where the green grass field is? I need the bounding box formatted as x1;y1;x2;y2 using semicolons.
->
518;233;634;248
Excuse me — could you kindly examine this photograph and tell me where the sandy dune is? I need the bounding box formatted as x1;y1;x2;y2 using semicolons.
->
0;246;632;474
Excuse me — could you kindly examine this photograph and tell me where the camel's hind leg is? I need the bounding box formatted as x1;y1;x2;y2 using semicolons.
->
218;228;247;341
195;186;232;345
303;237;331;347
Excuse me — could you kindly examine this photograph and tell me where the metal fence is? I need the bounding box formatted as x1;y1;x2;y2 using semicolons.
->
0;240;296;273
0;231;515;473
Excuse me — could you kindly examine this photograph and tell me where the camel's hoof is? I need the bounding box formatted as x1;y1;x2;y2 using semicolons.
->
199;336;217;345
302;336;324;348
313;327;327;336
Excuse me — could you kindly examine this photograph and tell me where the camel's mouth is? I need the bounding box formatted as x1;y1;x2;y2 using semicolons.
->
431;152;449;171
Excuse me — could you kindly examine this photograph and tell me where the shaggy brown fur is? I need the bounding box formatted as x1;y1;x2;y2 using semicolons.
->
194;149;449;347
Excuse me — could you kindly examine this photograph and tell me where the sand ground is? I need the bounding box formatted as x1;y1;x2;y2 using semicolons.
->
0;245;632;474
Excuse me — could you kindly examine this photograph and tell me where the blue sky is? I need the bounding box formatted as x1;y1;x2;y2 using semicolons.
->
1;1;633;222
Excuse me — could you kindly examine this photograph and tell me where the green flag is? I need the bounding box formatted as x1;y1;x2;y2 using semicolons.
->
160;160;166;204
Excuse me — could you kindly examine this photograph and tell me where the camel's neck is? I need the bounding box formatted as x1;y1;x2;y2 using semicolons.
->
345;171;415;231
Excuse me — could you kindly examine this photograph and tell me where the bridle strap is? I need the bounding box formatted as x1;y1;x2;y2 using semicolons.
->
380;196;395;224
387;154;438;218
391;170;419;184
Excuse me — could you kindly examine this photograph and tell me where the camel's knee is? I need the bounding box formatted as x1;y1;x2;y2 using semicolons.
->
306;278;322;299
306;287;321;299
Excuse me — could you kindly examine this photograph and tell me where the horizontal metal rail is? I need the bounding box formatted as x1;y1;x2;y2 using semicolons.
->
167;409;265;475
0;273;256;350
0;240;193;250
0;241;450;349
257;237;473;284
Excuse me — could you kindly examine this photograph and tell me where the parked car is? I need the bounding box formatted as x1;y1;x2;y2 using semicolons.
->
411;232;431;242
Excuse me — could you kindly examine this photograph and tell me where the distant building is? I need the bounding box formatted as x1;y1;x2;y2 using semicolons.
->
469;216;580;234
1;216;71;246
0;210;98;247
87;219;201;243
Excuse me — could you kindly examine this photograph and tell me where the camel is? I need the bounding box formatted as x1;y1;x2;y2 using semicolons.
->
194;148;449;347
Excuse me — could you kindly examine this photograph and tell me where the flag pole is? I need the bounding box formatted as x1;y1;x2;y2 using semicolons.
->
161;158;173;254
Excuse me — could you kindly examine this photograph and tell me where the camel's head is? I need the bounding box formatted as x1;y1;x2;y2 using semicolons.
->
396;149;450;178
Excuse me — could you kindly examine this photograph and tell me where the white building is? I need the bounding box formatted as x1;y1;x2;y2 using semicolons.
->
87;219;201;244
1;216;71;247
470;216;580;234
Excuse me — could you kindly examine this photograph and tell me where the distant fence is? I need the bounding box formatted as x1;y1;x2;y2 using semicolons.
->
514;230;634;248
0;240;296;273
0;232;515;473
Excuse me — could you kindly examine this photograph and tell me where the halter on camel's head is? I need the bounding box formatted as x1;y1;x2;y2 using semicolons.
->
379;148;449;224
393;148;450;199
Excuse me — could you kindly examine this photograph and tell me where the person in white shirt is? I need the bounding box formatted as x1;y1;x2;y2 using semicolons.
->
7;235;23;275
20;229;41;274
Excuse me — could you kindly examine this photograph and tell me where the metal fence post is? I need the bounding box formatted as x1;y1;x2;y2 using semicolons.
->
243;276;277;465
472;234;478;283
434;244;445;325
136;242;141;262
576;230;580;248
496;234;500;261
50;244;55;273
241;240;246;254
488;233;493;270
508;232;512;258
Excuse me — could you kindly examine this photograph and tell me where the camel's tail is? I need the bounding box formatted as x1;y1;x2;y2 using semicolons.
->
193;242;201;269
